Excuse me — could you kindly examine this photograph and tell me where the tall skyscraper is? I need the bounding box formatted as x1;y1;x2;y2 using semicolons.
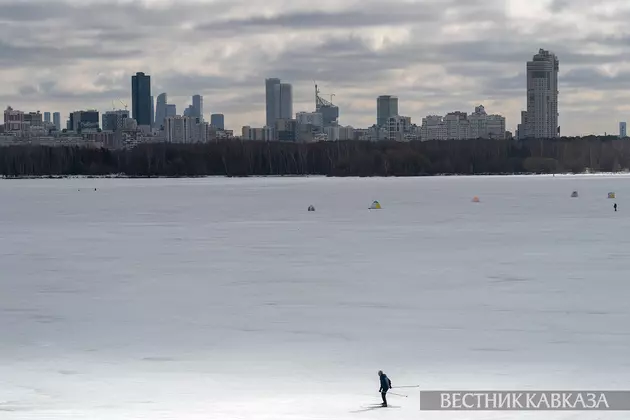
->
274;83;293;120
102;110;130;132
44;112;51;123
164;116;196;143
377;96;398;127
3;107;24;133
150;95;155;127
155;93;167;129
211;114;225;130
53;112;61;131
131;72;151;126
620;122;627;138
23;112;43;127
166;104;176;118
265;78;281;127
315;85;339;128
526;49;559;138
192;95;203;121
517;111;528;140
69;110;99;133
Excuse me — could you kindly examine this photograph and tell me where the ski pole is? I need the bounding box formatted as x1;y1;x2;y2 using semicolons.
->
388;391;408;397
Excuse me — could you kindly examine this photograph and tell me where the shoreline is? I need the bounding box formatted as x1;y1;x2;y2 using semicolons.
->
2;171;630;180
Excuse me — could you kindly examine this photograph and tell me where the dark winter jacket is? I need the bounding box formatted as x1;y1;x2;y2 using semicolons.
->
379;374;391;392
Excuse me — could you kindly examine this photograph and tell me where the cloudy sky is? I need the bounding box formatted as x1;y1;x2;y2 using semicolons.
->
1;0;630;135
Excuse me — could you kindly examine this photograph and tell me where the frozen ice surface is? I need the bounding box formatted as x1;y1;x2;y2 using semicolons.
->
1;175;629;419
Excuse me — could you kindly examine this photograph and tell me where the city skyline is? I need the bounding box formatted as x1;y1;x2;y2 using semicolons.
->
1;0;630;135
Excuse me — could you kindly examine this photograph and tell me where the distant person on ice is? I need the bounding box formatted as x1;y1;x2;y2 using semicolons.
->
378;370;392;407
614;203;618;212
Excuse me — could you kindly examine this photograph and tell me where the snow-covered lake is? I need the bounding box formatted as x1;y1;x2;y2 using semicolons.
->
1;175;629;419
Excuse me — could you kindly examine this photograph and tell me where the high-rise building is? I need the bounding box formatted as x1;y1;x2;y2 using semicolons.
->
265;78;281;127
469;105;506;139
166;104;176;118
265;78;293;125
53;112;61;131
69;110;99;133
242;126;275;141
3;106;24;133
150;95;155;127
420;107;506;141
620;122;627;138
325;125;355;141
23;112;43;127
296;112;324;132
517;111;528;140
192;95;203;121
155;93;167;129
274;83;293;120
210;113;225;130
190;120;209;143
275;118;297;142
164;115;196;143
102;110;130;132
377;96;398;127
44;112;51;123
315;85;339;128
387;115;415;141
526;49;559;138
131;72;151;126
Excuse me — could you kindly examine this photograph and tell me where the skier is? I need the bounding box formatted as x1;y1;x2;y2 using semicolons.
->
614;203;618;212
378;370;392;407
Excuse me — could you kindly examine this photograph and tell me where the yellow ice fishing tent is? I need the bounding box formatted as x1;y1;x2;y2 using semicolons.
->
369;200;382;209
608;192;616;199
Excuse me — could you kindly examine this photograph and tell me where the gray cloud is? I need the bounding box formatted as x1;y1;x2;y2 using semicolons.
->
0;1;65;21
18;85;38;96
194;0;506;36
157;73;260;94
12;83;129;102
0;39;143;68
562;68;630;90
548;0;572;13
0;0;235;25
1;0;630;135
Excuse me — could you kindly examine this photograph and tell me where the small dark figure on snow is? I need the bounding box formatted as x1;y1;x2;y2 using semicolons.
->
378;370;392;407
614;203;618;212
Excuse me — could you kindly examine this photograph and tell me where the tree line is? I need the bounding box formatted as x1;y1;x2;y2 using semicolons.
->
1;136;629;178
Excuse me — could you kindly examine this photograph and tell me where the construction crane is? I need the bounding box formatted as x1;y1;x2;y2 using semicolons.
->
314;81;339;126
314;81;336;108
111;100;129;111
112;99;128;111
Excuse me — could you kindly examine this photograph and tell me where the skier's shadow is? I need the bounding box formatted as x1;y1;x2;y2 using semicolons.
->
349;405;399;413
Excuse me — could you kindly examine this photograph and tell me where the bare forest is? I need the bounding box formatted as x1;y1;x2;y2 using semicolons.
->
1;137;629;177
